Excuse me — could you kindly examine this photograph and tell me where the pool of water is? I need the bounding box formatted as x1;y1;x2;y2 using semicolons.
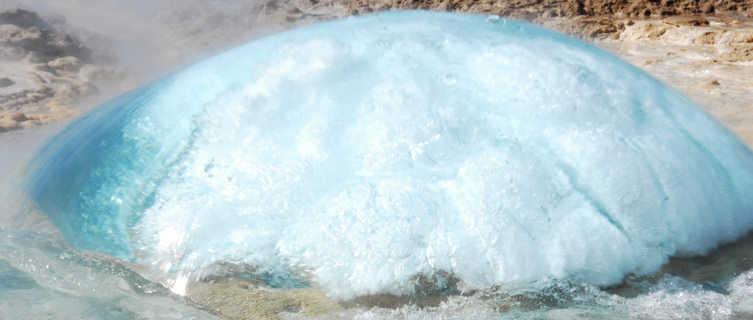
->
2;225;752;319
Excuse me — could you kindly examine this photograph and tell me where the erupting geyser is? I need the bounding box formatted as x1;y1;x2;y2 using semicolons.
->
24;11;753;298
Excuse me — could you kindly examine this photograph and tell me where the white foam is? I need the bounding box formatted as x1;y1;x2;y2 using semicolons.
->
25;11;753;298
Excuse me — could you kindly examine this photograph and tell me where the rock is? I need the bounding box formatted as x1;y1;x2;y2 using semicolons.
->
300;0;746;39
0;9;91;63
602;10;753;146
0;8;51;29
47;56;81;71
186;280;343;320
0;8;120;133
0;111;27;132
726;46;753;63
5;111;26;122
0;77;13;88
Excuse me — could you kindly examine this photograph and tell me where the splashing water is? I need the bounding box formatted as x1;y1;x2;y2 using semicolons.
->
19;10;753;312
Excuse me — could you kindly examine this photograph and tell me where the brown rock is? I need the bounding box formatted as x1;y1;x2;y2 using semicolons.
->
694;30;723;45
725;46;753;62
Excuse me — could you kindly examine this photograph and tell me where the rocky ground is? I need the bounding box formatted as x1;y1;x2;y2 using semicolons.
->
599;14;753;145
0;9;122;133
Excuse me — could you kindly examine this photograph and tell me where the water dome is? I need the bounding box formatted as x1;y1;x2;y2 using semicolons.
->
24;11;753;298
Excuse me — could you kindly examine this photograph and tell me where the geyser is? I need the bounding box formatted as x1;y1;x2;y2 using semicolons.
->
24;11;753;298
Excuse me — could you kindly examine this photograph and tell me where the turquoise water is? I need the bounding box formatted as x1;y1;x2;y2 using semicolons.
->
5;11;753;319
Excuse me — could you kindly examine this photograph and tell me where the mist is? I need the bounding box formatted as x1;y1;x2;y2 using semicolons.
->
0;0;325;172
0;0;358;232
0;0;300;231
2;0;283;88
